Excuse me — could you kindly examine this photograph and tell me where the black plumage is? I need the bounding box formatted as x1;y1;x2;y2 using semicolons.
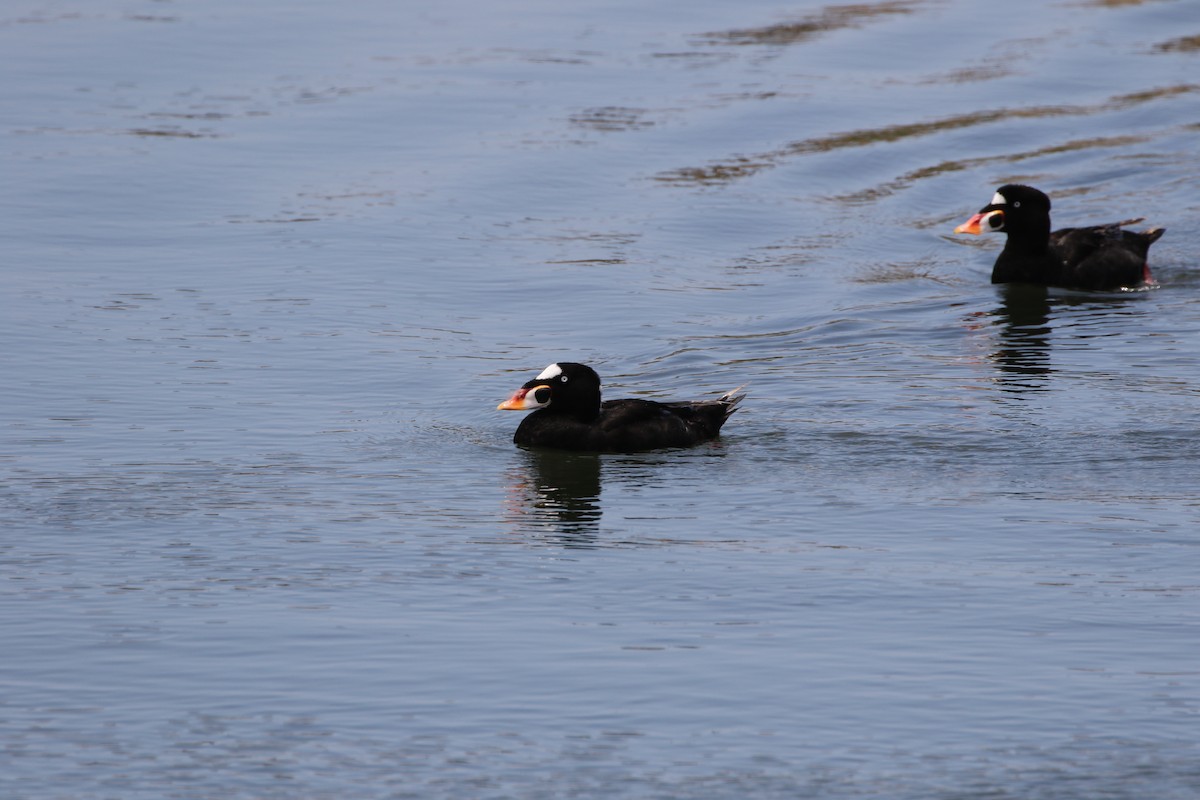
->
497;362;744;452
955;184;1164;290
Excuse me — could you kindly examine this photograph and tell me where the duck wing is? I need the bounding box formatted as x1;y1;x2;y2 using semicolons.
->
598;388;745;451
1050;220;1164;290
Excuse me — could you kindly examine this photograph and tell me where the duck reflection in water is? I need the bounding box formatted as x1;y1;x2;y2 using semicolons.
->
504;449;603;546
988;284;1055;394
984;284;1151;396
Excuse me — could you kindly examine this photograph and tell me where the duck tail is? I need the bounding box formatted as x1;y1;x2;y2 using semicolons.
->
718;385;748;418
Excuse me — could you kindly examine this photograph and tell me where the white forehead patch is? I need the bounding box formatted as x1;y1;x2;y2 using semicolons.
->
535;363;563;381
991;191;1008;206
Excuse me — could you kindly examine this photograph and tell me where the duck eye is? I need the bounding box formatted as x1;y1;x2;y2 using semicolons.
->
1013;201;1021;208
560;375;568;383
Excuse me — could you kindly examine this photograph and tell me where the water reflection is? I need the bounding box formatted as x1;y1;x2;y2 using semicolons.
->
695;1;919;47
981;286;1154;396
988;284;1054;394
504;450;603;546
656;84;1197;186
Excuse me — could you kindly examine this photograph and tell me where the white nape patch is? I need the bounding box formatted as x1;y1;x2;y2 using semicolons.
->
535;363;563;381
991;191;1008;206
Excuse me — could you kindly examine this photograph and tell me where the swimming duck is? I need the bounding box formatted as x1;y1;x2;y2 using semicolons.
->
954;184;1164;290
497;362;745;452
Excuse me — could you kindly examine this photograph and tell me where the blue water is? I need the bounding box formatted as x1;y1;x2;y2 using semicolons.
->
3;0;1199;797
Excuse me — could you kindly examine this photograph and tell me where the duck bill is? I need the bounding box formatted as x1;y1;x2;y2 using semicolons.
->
954;210;1001;235
497;384;550;411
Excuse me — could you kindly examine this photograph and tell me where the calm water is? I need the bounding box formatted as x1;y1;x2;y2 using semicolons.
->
3;0;1199;797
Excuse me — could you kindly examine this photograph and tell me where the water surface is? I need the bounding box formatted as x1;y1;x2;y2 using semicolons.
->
3;0;1199;797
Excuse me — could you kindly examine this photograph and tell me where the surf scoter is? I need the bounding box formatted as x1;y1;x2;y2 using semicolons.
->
497;362;745;452
954;184;1164;290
